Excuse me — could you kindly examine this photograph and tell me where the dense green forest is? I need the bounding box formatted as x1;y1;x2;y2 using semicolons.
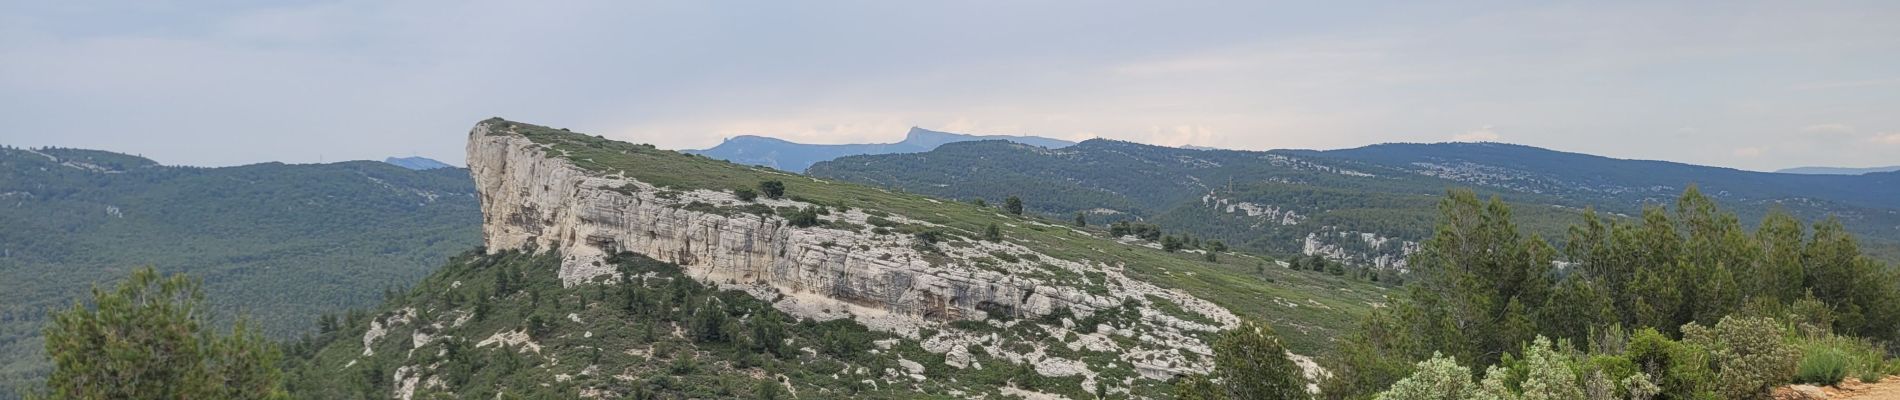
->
0;146;479;398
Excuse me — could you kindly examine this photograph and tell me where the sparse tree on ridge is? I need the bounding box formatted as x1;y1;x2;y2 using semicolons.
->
757;180;785;199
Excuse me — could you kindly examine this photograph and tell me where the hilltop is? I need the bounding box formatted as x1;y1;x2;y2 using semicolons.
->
284;119;1379;398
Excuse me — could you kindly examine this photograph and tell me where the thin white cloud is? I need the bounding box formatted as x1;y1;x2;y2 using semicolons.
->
1451;126;1501;142
1871;133;1900;145
1;1;1898;172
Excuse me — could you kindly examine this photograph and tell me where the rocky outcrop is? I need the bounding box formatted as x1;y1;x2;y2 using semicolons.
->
466;120;1241;379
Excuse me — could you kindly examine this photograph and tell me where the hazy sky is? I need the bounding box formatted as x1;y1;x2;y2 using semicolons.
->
3;1;1897;170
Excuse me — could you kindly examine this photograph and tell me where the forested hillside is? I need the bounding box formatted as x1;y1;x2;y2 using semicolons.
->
19;121;1900;400
265;119;1397;399
0;146;480;398
808;140;1900;266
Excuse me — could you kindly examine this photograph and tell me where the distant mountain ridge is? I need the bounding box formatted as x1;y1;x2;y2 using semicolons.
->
808;139;1900;267
383;156;453;170
1776;165;1900;175
685;126;1075;172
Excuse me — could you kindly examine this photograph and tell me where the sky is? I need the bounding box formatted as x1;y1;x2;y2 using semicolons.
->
2;1;1897;171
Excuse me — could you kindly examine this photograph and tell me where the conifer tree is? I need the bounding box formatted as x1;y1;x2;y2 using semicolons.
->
37;267;287;399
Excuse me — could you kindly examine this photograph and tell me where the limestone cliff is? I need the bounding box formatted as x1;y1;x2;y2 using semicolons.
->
466;119;1246;385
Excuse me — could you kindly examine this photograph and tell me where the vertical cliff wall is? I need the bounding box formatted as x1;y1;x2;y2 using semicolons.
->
465;119;1248;383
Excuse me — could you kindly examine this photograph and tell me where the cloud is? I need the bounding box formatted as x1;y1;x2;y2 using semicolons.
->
1148;125;1219;147
1451;126;1501;142
1871;133;1900;145
1732;147;1765;157
2;1;1899;172
1801;123;1857;136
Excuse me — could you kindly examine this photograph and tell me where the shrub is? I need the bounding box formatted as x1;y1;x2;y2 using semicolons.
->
1626;327;1716;399
1794;347;1850;385
757;180;785;199
1210;321;1309;400
1623;372;1661;400
1519;336;1585;400
780;207;820;228
1374;353;1476;400
733;188;758;201
1792;334;1889;386
1682;316;1799;399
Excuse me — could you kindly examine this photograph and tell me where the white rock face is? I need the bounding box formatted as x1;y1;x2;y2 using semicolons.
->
1201;193;1304;226
1302;227;1420;270
465;120;1246;380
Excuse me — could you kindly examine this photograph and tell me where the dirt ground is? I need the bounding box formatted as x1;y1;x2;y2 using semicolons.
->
1776;377;1900;399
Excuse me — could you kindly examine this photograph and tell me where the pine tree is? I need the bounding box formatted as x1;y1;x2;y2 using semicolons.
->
984;223;1003;242
1211;321;1309;399
1074;212;1087;227
37;267;287;399
1004;196;1024;215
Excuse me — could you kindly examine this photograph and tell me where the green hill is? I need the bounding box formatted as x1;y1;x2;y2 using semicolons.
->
806;140;1900;265
282;119;1386;398
0;146;480;397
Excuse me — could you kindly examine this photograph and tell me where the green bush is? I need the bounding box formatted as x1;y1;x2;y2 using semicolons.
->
1374;353;1476;400
1681;316;1799;399
1859;369;1884;384
756;180;785;199
1794;347;1850;385
1792;334;1890;385
1626;327;1716;399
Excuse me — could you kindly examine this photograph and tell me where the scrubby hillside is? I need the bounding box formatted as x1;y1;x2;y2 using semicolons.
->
282;119;1387;399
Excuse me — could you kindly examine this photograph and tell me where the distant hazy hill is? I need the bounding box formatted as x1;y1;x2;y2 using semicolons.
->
0;146;480;396
809;140;1900;266
384;156;454;170
1776;165;1900;175
685;127;1075;172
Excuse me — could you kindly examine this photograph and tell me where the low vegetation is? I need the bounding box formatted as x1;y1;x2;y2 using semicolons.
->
1336;188;1900;400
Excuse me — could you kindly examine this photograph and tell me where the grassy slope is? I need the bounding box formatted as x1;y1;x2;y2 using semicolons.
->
490;119;1388;356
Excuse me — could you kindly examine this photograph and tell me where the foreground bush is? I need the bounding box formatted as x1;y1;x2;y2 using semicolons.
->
1374;354;1476;400
1795;347;1851;385
37;267;287;400
1792;333;1889;386
1681;316;1799;399
1178;320;1310;400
